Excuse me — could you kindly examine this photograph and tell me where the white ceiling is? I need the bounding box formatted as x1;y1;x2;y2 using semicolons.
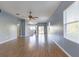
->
0;1;61;24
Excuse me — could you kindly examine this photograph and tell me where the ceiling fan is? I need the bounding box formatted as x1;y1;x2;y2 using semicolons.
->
16;11;38;21
27;11;38;20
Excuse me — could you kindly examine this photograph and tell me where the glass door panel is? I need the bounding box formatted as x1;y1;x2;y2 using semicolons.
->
38;26;45;45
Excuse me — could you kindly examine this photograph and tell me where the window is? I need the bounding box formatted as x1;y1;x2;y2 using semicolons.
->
64;2;79;44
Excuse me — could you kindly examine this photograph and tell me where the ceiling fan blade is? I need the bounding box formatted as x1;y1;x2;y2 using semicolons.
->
31;18;36;20
34;17;38;18
32;17;38;19
30;17;38;20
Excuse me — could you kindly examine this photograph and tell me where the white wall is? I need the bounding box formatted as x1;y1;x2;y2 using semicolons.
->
0;11;19;44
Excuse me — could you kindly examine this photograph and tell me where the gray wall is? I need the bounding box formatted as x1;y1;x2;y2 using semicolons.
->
49;1;79;57
0;10;19;43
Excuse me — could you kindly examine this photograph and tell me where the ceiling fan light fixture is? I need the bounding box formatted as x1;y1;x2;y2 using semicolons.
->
27;11;38;21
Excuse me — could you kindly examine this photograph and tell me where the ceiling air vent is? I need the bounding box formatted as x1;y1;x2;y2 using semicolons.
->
0;9;1;13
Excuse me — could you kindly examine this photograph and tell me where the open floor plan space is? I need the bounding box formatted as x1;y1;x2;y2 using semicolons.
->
0;1;79;57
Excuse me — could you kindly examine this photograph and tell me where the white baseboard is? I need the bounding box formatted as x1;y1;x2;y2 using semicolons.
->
0;38;16;44
54;41;71;57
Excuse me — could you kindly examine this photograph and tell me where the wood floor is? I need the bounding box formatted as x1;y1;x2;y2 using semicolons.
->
0;35;68;57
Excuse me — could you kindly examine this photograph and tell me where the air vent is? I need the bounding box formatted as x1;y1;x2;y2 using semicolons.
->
0;9;1;13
